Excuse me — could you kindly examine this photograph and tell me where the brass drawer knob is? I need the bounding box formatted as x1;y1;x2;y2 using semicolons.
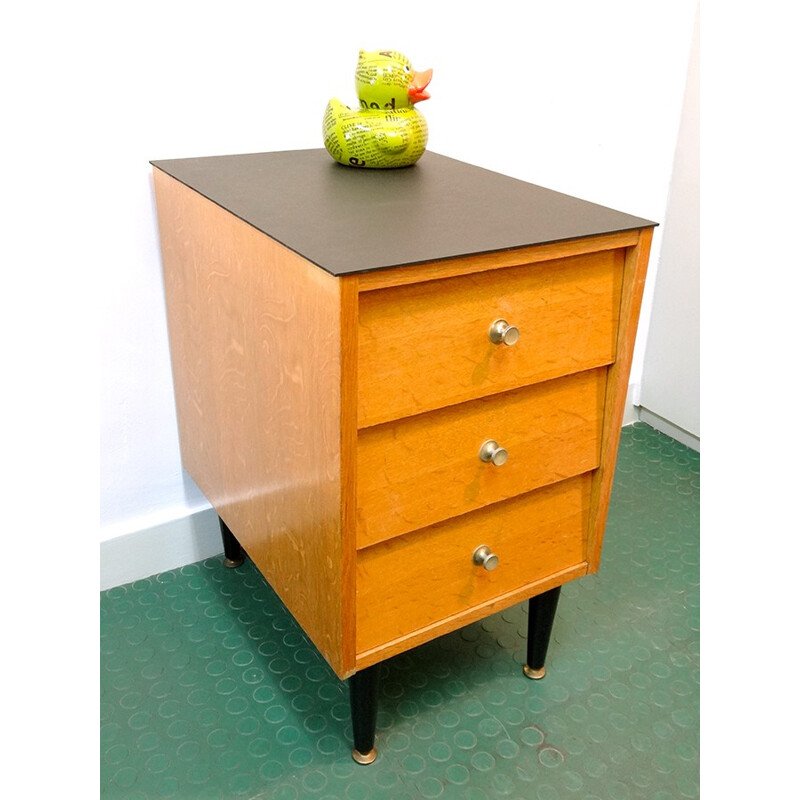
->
488;318;520;346
473;545;499;571
479;439;508;466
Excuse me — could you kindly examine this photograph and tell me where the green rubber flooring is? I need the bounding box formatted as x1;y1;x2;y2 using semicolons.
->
100;422;700;799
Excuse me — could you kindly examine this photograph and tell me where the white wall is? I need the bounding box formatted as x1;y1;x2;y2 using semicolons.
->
97;0;698;586
638;5;700;447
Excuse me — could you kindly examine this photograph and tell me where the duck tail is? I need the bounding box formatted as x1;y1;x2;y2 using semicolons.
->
323;99;358;165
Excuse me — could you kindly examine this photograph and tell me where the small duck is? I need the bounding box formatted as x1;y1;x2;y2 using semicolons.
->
323;50;432;169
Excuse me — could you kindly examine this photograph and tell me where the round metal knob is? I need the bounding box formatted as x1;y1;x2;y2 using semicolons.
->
488;319;520;346
479;439;508;466
473;545;499;571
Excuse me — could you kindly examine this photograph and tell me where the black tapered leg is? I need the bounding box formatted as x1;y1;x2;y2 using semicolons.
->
523;586;561;680
219;517;245;568
348;664;380;764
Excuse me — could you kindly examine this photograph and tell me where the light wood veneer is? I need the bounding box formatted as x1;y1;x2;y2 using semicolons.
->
357;250;623;427
152;150;654;684
356;473;591;655
356;369;606;548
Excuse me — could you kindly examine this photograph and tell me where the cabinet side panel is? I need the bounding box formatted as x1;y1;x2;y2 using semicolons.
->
153;169;348;676
586;228;654;570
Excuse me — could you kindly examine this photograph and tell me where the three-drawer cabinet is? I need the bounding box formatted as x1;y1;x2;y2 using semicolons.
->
152;149;655;763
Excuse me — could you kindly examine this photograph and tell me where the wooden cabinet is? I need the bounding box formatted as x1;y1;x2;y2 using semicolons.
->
152;149;655;763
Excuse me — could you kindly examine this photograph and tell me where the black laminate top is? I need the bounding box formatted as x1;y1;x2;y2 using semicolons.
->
151;149;656;277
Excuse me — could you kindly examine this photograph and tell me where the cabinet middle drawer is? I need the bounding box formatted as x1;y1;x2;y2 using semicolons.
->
357;248;623;428
356;367;606;549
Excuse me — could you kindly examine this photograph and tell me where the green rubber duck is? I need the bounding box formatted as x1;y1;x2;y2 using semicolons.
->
323;50;432;169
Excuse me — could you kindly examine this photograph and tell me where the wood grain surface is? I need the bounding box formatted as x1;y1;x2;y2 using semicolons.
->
356;231;639;292
356;369;606;548
154;169;355;677
357;249;624;428
586;228;654;571
355;474;592;655
154;156;653;675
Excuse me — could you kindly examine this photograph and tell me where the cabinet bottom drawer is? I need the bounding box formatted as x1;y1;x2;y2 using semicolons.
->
355;473;591;655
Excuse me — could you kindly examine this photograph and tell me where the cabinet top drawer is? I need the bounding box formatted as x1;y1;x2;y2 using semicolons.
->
357;249;624;428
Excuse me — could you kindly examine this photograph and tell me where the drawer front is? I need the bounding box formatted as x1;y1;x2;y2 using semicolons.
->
358;249;623;428
357;368;606;548
356;474;591;655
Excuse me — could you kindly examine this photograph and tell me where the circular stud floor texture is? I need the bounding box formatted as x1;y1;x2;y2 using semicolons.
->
101;423;699;799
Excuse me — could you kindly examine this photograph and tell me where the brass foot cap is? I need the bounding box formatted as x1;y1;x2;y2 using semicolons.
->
523;664;546;680
352;747;377;765
223;557;244;569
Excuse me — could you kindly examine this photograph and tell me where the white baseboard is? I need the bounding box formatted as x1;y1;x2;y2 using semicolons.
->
636;406;700;451
100;507;222;591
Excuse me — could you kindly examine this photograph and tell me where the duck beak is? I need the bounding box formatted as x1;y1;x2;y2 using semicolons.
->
408;68;432;103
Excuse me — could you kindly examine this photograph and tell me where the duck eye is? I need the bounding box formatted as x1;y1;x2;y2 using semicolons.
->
404;65;411;73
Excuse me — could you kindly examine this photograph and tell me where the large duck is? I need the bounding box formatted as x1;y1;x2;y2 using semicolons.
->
323;50;433;169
